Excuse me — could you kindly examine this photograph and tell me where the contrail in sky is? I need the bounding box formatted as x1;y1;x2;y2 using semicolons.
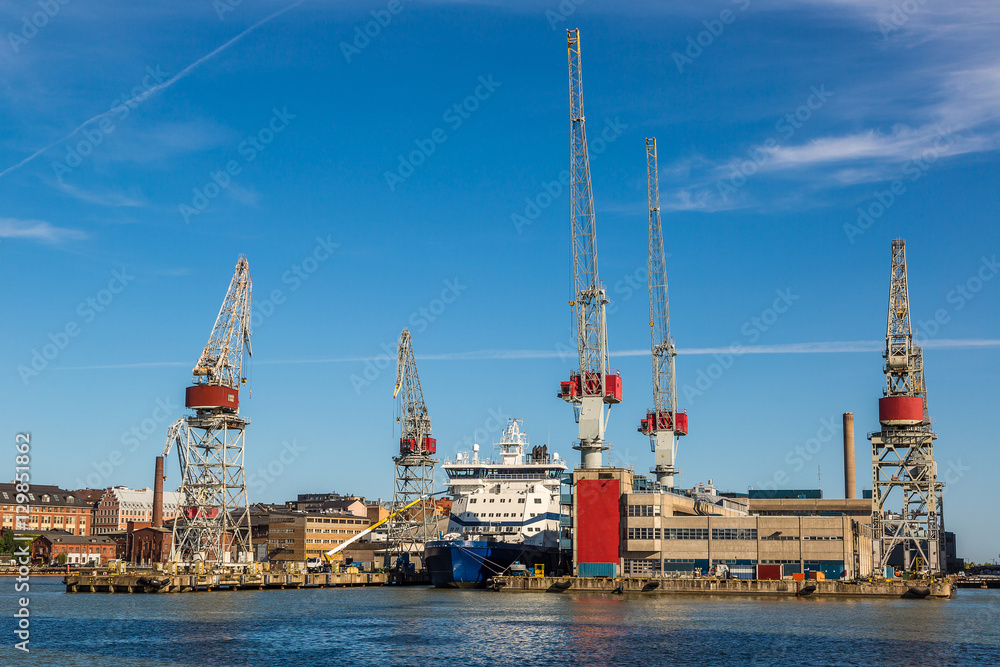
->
53;338;1000;371
0;2;302;180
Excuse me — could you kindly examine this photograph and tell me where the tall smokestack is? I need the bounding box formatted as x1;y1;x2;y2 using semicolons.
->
153;456;164;528
843;412;856;500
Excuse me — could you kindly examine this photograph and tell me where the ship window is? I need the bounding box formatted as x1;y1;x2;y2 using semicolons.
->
518;499;525;503
469;499;476;504
534;498;542;503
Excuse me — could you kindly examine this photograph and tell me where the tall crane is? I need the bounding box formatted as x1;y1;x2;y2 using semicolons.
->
387;329;437;569
163;256;253;568
869;240;944;574
638;138;687;487
557;29;622;470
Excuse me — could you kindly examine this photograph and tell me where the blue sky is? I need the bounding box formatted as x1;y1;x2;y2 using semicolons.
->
1;1;997;561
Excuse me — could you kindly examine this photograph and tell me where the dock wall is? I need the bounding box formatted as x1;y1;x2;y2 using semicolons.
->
493;576;954;599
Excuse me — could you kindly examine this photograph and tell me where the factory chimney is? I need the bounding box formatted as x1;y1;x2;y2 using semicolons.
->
153;456;164;528
843;412;856;499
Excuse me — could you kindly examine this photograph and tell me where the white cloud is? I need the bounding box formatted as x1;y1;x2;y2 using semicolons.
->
0;218;86;242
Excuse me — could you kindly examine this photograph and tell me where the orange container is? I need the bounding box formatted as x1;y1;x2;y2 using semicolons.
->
809;571;826;581
792;573;806;581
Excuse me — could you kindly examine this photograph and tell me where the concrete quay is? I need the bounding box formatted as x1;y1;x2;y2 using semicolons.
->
492;576;955;599
64;571;388;594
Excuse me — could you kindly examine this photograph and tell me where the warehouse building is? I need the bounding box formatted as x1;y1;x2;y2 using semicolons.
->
567;468;875;580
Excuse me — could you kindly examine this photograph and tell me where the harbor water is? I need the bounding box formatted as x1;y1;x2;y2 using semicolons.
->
3;577;999;666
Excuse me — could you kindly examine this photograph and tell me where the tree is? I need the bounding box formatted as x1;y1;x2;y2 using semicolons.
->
56;553;68;566
0;530;14;557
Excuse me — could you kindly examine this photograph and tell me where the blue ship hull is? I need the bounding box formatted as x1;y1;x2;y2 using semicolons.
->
424;540;562;588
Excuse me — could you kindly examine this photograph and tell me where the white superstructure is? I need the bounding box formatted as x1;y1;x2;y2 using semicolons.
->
443;419;566;548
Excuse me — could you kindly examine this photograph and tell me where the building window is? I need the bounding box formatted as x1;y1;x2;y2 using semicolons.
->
662;528;709;540
711;528;758;541
627;505;660;517
627;527;656;540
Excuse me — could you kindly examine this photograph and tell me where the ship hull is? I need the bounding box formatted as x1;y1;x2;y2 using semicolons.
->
425;540;562;588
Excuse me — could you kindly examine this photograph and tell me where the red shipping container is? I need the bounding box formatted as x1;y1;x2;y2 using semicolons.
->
576;479;620;564
757;564;782;580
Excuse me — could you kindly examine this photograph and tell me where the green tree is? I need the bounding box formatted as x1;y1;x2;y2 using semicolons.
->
56;553;67;566
0;530;14;557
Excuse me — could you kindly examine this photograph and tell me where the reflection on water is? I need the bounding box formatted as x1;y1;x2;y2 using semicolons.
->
2;577;998;666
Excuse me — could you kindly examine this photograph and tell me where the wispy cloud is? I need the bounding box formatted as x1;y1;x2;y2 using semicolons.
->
659;1;1000;208
51;180;146;208
0;1;302;180
53;338;1000;371
0;217;86;242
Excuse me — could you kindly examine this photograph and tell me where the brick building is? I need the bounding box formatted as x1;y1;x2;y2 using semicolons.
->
32;532;117;565
0;483;92;536
93;487;181;534
128;526;171;565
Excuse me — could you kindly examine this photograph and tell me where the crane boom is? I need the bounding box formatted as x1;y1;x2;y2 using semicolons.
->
647;137;673;418
567;28;607;388
638;138;687;486
395;329;434;455
558;29;621;470
192;256;252;389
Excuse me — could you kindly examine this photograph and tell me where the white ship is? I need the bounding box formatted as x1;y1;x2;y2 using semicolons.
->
425;418;567;587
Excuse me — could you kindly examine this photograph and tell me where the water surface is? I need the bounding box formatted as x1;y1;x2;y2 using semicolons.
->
3;577;998;665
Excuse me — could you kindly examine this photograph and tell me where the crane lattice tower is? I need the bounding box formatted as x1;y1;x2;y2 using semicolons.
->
163;256;253;568
869;239;945;574
557;29;622;469
387;329;437;568
637;137;688;487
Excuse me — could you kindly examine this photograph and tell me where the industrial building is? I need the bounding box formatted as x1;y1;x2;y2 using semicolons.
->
265;510;371;568
565;468;874;580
